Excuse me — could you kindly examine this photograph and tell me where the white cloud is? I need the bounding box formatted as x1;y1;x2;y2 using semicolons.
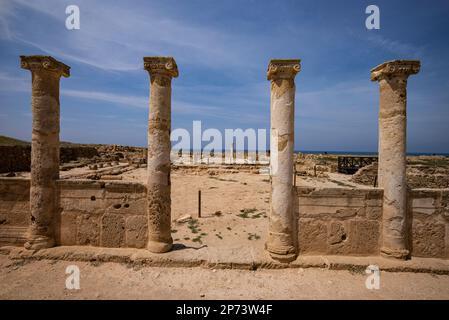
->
364;34;424;59
2;0;264;72
62;89;146;109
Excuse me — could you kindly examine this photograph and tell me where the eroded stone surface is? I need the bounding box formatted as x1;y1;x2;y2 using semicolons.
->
265;59;301;262
144;57;178;253
126;215;148;248
20;56;70;250
371;59;420;259
412;221;445;258
298;219;327;253
101;214;125;247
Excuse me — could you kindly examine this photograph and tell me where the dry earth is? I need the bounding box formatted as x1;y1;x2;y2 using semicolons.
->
1;255;449;299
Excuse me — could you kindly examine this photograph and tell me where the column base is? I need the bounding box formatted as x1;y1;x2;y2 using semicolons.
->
380;246;410;260
24;234;55;250
147;238;173;253
265;242;297;263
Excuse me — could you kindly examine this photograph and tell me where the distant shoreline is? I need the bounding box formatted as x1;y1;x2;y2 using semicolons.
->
172;149;449;157
2;135;448;156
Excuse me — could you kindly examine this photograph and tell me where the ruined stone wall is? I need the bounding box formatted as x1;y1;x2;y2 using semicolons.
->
0;145;98;173
0;178;147;248
0;178;448;259
296;187;449;258
0;146;31;173
296;187;382;256
410;189;449;258
59;146;99;163
57;180;147;248
0;178;30;245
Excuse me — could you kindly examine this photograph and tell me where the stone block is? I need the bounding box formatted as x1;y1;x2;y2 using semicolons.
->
298;204;362;219
59;185;105;200
412;221;445;258
104;182;146;198
328;222;347;245
412;197;437;215
125;215;148;248
77;214;100;246
60;197;106;215
298;219;327;254
59;210;78;245
366;206;382;220
101;214;125;247
105;197;146;215
0;203;30;226
349;220;380;255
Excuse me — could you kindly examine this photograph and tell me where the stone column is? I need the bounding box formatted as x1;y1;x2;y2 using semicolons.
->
266;59;301;262
371;60;420;259
20;55;70;250
143;57;178;253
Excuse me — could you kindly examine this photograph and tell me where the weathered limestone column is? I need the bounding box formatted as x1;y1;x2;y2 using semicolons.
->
266;59;301;262
20;55;70;249
371;60;420;259
143;57;178;253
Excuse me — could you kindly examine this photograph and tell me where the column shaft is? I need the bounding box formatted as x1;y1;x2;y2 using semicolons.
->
20;55;70;250
265;59;300;262
144;57;178;253
378;76;408;257
371;60;420;259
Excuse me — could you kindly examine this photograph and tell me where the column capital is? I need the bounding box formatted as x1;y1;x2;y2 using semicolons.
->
143;57;179;78
20;55;70;77
267;59;301;81
370;60;420;81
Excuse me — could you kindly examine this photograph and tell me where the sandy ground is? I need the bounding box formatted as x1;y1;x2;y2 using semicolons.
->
4;164;448;300
123;169;367;250
1;255;449;299
124;169;270;250
6;168;388;250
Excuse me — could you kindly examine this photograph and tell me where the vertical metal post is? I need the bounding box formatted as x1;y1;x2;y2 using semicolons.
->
198;189;202;218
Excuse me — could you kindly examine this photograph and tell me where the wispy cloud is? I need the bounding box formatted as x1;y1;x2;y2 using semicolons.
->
1;0;448;151
0;72;28;91
63;89;146;109
2;0;264;72
364;34;424;59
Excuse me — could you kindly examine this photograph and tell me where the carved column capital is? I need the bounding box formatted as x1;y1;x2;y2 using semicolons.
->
20;55;70;78
143;57;179;79
370;60;420;82
267;59;301;81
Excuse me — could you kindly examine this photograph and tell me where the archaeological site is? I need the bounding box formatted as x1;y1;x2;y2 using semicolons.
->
1;54;448;277
2;0;449;308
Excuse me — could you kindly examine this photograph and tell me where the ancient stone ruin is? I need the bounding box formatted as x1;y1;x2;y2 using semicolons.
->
1;55;448;263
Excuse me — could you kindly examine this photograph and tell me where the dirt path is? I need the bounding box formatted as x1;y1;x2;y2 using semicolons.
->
1;256;449;300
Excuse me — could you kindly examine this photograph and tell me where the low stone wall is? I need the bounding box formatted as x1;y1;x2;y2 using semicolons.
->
296;187;382;256
296;187;449;259
0;178;30;245
1;178;448;259
59;146;99;163
57;180;147;248
0;178;147;248
410;189;449;258
0;146;31;173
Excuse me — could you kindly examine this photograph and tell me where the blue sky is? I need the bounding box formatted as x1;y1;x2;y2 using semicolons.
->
0;0;448;153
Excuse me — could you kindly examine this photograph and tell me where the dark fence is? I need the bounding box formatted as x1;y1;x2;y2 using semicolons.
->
337;156;378;174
